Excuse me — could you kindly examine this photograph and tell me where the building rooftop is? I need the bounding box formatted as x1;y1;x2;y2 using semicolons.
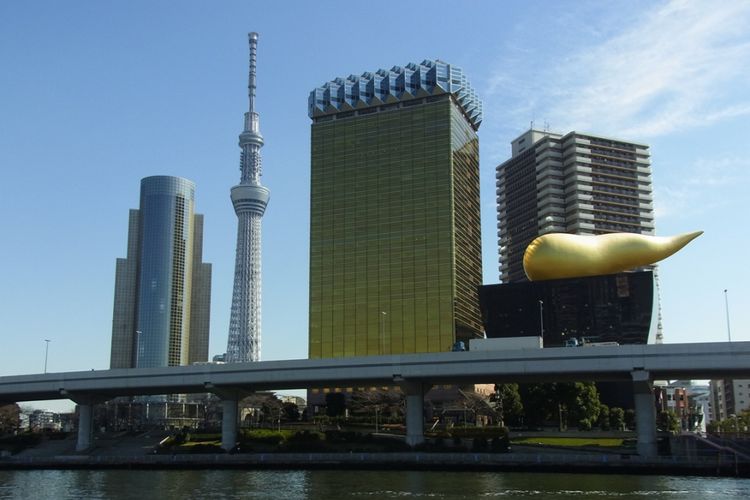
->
308;59;482;130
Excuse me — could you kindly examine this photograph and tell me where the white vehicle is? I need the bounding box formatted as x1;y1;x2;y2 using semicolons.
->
468;336;543;351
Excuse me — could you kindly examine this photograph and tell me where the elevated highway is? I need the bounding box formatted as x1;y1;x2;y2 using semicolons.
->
2;342;749;456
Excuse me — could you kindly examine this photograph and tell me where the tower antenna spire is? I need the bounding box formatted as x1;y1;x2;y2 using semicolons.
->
248;32;258;113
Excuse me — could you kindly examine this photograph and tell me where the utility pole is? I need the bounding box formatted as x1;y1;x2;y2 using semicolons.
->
724;289;732;342
538;300;544;339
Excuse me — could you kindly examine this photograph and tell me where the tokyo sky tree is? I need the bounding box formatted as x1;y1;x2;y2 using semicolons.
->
226;32;269;363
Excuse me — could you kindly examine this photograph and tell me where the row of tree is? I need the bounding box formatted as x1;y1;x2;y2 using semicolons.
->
321;382;638;432
706;410;750;435
493;382;634;431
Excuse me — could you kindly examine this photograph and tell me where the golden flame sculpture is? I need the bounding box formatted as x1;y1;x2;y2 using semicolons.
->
523;231;703;281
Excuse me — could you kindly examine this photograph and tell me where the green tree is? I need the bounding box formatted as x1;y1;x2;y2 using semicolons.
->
520;382;601;431
0;404;20;434
571;382;601;428
325;393;347;418
597;404;610;430
519;383;554;427
282;402;300;422
609;407;625;431
657;410;680;433
624;409;636;430
491;383;523;426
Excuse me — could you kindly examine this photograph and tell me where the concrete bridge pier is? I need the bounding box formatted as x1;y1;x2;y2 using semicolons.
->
221;398;239;452
632;369;657;457
400;381;427;447
76;402;94;451
66;393;104;452
209;386;252;452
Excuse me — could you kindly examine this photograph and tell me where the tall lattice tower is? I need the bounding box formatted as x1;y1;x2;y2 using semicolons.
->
226;32;269;363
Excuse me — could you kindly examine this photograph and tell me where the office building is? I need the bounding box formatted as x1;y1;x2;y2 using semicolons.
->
308;59;483;359
110;175;211;369
226;32;270;363
479;271;653;347
496;129;654;283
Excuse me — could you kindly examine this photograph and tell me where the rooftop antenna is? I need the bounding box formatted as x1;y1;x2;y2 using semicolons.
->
247;32;258;113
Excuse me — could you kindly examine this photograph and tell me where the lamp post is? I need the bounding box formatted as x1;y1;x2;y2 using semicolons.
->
135;330;142;367
538;300;544;340
380;311;387;355
724;289;732;342
43;339;51;374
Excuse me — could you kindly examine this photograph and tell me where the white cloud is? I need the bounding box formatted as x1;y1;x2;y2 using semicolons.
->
485;0;750;141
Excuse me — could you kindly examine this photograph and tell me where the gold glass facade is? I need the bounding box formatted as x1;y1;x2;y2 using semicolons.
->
309;96;482;359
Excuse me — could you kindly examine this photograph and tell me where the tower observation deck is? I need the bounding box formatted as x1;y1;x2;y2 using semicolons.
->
226;32;269;363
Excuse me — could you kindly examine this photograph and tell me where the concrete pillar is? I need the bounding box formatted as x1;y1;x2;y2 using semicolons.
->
76;403;93;452
632;370;657;457
221;398;239;452
402;381;425;447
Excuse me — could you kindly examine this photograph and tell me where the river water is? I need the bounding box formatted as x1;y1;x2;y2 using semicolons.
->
1;470;749;499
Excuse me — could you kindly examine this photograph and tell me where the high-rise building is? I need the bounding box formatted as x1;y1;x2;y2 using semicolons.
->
710;379;750;422
496;129;655;283
308;60;483;359
110;175;212;369
225;33;270;363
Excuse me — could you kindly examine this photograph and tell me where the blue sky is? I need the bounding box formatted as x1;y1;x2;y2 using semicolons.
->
1;1;748;410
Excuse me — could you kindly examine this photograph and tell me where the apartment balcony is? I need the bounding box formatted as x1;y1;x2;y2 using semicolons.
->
638;192;653;202
563;164;593;176
636;165;651;174
536;177;564;191
537;186;565;199
535;148;563;163
562;135;590;149
567;220;596;232
564;183;593;195
566;201;594;213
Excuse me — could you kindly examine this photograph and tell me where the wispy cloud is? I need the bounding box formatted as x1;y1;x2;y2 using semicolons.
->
655;156;750;219
485;0;750;142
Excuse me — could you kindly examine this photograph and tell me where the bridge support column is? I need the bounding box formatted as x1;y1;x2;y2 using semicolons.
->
632;370;657;457
401;381;425;447
76;403;93;451
221;398;239;452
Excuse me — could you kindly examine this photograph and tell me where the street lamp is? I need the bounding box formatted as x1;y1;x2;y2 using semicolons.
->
43;339;51;374
724;289;732;342
380;311;387;355
538;300;544;340
135;330;142;366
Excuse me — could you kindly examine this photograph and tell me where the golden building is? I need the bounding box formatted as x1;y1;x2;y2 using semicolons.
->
308;60;483;359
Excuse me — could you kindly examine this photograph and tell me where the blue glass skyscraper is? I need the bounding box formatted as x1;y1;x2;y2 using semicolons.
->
110;176;212;368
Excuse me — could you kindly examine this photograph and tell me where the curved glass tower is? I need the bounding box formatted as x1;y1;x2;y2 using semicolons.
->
136;176;196;367
110;175;212;369
225;32;269;363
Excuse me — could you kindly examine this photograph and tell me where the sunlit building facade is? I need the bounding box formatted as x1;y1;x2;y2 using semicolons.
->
496;129;654;283
308;60;483;359
110;176;211;369
710;379;750;422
